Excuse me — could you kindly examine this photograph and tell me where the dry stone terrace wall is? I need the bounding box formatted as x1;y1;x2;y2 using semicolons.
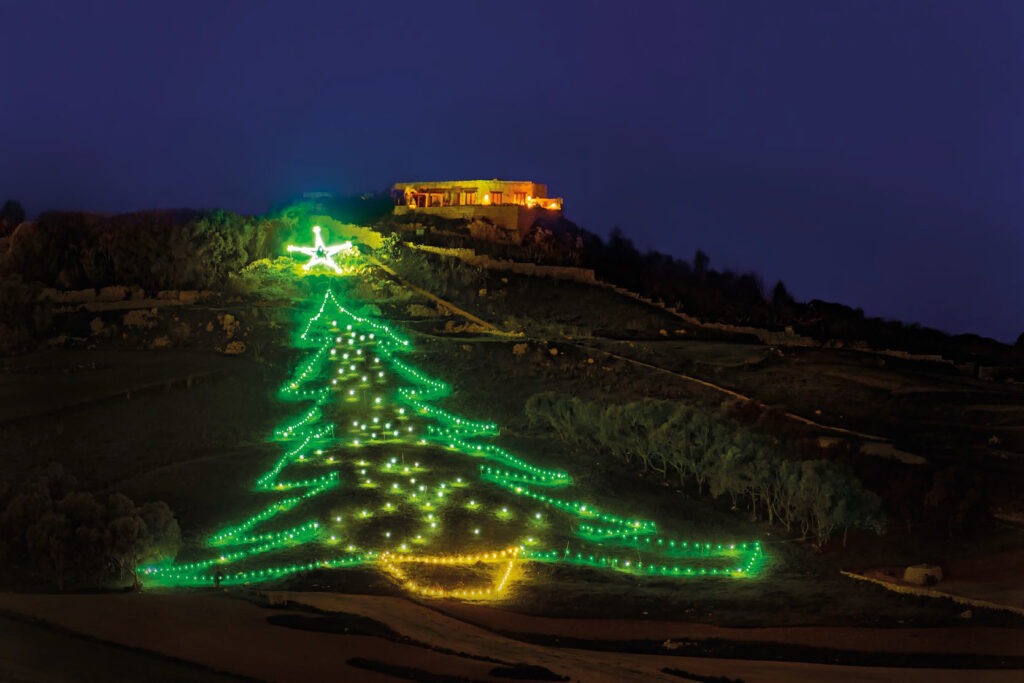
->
36;285;257;356
40;287;214;311
409;244;597;284
405;243;972;366
407;243;818;345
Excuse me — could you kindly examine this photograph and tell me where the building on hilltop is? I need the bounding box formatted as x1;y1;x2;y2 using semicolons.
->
392;180;562;211
390;179;564;238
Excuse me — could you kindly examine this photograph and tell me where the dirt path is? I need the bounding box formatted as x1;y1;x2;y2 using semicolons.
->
428;599;1024;657
0;614;242;682
2;591;1021;682
373;259;891;443
565;340;890;441
272;591;678;681
273;591;1024;681
0;592;479;682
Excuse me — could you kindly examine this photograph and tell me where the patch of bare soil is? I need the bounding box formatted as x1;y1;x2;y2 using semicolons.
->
939;548;1024;610
431;600;1024;660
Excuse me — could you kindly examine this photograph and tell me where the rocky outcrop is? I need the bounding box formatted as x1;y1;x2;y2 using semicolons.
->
903;564;943;585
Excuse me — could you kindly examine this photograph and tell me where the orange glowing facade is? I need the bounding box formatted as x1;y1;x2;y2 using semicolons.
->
392;180;563;211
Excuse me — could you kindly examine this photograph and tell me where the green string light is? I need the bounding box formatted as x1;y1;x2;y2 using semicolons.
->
139;285;766;590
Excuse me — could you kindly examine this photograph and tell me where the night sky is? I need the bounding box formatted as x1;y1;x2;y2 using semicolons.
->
3;1;1022;342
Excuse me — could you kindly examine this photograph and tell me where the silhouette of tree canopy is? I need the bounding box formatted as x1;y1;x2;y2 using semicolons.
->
1;209;281;290
0;464;181;591
0;199;25;235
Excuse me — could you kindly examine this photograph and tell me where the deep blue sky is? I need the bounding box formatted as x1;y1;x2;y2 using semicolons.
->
3;1;1022;341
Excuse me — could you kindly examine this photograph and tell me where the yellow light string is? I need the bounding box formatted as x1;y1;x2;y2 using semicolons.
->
379;546;521;599
138;283;766;590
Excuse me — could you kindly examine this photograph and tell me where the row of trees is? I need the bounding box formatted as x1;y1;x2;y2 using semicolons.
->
525;393;885;547
0;464;181;591
383;211;1016;360
580;229;773;325
576;228;1016;361
0;199;25;235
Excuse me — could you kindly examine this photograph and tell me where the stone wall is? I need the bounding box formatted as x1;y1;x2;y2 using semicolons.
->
840;570;1024;617
394;205;560;236
39;287;213;311
407;243;834;348
404;244;984;364
409;244;597;284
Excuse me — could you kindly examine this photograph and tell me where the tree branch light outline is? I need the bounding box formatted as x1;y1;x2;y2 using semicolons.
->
138;286;765;594
286;225;353;273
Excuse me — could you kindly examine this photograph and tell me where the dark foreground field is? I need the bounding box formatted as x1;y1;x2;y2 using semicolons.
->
1;271;1022;622
3;591;1023;682
2;256;1024;680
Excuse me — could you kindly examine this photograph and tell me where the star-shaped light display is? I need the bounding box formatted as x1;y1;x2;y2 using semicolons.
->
287;225;353;273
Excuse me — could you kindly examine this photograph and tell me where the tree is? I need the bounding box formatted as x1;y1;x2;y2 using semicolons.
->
693;249;710;278
0;199;25;235
137;501;182;567
56;491;107;585
140;285;763;590
376;233;402;261
796;460;838;547
0;465;180;590
835;485;885;546
107;513;146;587
770;459;803;531
26;512;71;591
528;394;886;548
772;280;796;309
104;493;182;589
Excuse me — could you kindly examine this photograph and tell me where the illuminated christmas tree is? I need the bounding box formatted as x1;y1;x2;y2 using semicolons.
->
141;229;763;597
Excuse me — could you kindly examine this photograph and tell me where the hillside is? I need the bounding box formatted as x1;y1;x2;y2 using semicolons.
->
2;208;1024;630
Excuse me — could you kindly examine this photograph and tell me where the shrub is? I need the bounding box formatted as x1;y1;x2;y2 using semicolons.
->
376;233;402;261
1;210;283;291
0;464;182;590
0;199;26;236
0;273;51;354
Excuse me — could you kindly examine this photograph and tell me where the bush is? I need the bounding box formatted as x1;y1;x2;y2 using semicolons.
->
392;249;485;301
0;199;26;236
0;273;51;354
0;464;182;590
0;209;283;291
376;233;402;261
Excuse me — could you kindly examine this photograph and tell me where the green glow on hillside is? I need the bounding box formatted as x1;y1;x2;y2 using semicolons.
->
139;286;765;594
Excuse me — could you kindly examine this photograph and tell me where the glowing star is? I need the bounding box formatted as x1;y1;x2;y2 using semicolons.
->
287;226;352;273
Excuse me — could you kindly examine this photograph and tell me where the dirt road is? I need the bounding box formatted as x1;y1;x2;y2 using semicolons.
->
3;591;1014;682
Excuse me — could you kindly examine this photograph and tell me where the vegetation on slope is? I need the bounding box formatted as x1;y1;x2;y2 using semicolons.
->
382;209;1023;363
0;464;181;591
525;394;885;547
